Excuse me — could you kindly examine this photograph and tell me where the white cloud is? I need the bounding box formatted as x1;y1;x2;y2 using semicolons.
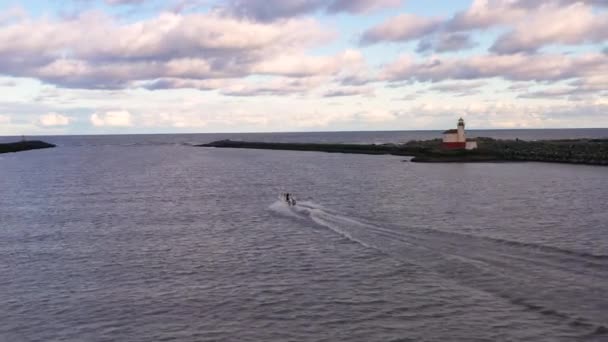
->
226;0;401;21
360;14;442;45
491;2;608;53
220;77;326;96
105;0;146;5
382;53;608;84
0;10;338;89
90;110;133;127
362;0;608;53
38;112;70;126
0;6;26;25
0;115;11;124
252;50;364;77
140;112;208;128
356;110;397;122
322;86;374;97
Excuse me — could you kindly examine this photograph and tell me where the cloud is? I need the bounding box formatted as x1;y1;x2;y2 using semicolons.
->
327;0;401;14
38;112;70;126
140;112;207;128
570;74;608;92
0;78;17;87
322;86;374;97
416;33;477;53
361;0;608;53
140;78;229;91
252;50;363;77
490;3;608;54
0;10;339;90
360;14;441;45
0;115;10;124
445;0;529;31
517;88;576;99
90;110;133;126
104;0;146;5
426;80;487;96
355;110;397;122
0;6;26;25
382;53;608;84
516;79;608;100
220;77;325;96
226;0;401;21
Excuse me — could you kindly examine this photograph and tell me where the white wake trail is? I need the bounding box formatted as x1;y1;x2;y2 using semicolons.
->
268;198;608;335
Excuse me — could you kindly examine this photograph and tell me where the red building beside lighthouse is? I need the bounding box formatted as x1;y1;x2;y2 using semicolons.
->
442;118;477;150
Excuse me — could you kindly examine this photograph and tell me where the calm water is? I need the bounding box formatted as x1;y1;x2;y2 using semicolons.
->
1;130;607;341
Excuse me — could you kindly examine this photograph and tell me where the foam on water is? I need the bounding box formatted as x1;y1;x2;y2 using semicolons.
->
270;199;608;338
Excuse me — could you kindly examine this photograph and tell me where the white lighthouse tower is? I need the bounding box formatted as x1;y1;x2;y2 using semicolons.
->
457;118;465;143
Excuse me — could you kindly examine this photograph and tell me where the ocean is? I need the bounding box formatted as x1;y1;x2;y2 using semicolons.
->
1;129;607;341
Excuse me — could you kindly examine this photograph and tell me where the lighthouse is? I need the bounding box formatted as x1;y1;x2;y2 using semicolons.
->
442;118;477;150
457;118;465;143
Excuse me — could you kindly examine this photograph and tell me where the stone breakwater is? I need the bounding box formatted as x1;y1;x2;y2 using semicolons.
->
0;140;56;154
200;138;608;166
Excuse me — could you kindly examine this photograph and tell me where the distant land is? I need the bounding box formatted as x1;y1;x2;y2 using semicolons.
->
201;138;608;166
0;140;56;154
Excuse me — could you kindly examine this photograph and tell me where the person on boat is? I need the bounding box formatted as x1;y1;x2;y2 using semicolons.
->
284;193;296;206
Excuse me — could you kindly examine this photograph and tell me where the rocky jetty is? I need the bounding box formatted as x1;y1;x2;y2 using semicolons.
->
200;140;408;155
200;138;608;166
0;140;56;154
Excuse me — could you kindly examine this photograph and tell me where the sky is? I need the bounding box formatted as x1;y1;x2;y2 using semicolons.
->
0;0;607;135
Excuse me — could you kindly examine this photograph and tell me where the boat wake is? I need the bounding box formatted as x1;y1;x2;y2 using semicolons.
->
269;199;608;338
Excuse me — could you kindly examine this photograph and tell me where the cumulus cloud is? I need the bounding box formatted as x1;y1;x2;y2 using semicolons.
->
322;86;374;97
140;112;207;128
382;53;608;83
445;0;529;31
90;110;133;127
0;10;339;90
517;88;583;100
105;0;146;5
327;0;401;14
490;3;608;54
38;112;70;126
355;110;397;122
220;77;325;96
252;50;364;77
140;78;230;91
362;0;608;53
416;33;477;53
0;6;26;24
426;80;487;96
0;78;17;87
226;0;401;21
360;14;441;45
571;74;608;92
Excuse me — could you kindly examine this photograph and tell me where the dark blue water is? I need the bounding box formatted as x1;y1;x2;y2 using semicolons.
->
1;130;607;341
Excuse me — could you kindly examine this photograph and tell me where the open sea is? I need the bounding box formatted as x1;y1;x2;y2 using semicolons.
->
1;129;607;341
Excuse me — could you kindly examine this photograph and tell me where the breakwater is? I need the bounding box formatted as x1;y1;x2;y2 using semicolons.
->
200;138;608;166
0;140;56;154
